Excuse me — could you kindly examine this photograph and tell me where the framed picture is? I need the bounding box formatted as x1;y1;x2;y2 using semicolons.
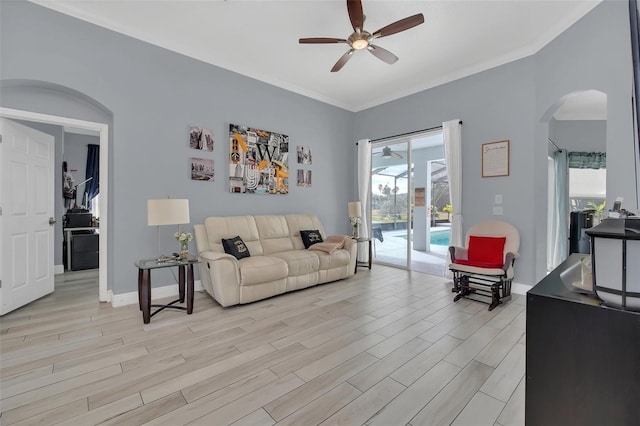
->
191;157;214;181
229;123;289;194
297;169;312;187
482;140;510;177
190;127;214;151
297;146;312;164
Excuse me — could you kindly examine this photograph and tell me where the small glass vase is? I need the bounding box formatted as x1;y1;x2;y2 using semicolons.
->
352;224;359;238
179;242;189;260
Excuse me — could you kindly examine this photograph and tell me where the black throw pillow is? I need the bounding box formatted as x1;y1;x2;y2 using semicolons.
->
222;236;251;260
300;229;323;249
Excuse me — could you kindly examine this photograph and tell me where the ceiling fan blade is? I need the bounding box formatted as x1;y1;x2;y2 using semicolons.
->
331;49;355;72
347;0;364;31
391;152;403;159
372;13;425;39
299;37;347;44
367;45;398;65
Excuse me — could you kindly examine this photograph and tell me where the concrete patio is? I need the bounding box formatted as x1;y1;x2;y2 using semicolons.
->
371;226;451;276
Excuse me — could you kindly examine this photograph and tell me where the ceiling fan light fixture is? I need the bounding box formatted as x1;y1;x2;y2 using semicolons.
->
381;152;392;159
299;0;425;71
348;31;371;50
352;38;368;50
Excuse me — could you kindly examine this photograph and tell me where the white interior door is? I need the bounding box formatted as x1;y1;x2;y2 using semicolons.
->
0;118;55;315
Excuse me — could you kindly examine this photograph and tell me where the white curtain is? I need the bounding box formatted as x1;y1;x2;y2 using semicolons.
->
551;150;569;268
443;120;463;257
357;139;371;262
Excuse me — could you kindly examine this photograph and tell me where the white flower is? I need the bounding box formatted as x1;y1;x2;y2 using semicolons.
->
349;217;361;226
174;231;193;243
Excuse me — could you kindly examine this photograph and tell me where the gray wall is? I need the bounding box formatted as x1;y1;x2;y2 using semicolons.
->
355;0;636;285
532;0;635;283
356;57;537;283
549;119;607;153
1;0;354;295
1;0;636;291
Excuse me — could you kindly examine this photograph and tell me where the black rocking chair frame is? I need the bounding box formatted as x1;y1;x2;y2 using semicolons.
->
450;269;513;311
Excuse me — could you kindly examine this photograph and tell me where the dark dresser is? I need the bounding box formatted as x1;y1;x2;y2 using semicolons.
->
526;254;640;425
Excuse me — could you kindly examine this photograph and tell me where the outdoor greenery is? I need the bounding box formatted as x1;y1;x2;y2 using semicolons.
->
372;181;450;223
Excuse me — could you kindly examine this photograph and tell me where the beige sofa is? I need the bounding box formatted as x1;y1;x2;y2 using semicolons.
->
194;214;356;307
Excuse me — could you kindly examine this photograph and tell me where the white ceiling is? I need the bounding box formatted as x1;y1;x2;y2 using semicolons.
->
31;0;602;112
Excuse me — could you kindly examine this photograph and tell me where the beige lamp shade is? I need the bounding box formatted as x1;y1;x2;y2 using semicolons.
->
147;199;190;226
348;201;362;218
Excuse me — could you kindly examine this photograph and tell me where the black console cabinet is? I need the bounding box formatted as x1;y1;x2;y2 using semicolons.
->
526;254;640;425
70;233;99;270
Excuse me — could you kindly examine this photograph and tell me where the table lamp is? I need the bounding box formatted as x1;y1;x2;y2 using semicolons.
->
148;198;190;260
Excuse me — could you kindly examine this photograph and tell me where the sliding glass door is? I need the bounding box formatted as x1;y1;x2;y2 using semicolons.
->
370;130;449;275
371;141;409;268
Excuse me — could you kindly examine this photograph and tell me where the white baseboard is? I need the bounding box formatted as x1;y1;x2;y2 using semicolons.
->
512;282;532;295
111;280;204;308
54;264;64;275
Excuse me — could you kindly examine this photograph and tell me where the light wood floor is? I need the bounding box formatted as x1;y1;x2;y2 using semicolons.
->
0;266;526;425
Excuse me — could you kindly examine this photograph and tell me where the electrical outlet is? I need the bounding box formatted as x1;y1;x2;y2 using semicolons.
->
493;206;504;216
495;194;502;204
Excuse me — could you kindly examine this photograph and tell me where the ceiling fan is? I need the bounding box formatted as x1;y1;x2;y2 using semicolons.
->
374;146;403;159
299;0;425;72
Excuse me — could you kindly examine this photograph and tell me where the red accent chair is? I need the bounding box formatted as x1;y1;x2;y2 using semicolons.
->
449;221;520;311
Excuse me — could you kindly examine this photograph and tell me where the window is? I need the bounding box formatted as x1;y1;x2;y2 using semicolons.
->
569;168;606;211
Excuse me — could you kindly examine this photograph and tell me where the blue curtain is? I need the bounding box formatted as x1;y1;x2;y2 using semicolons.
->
568;152;606;169
551;150;569;268
85;144;99;209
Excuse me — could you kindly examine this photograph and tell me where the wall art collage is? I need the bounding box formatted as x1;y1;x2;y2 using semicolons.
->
189;126;215;181
187;123;313;191
228;123;290;194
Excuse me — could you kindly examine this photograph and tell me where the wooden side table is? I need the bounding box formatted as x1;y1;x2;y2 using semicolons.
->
135;258;198;324
354;237;372;273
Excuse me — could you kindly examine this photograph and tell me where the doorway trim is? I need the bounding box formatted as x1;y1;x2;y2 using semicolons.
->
0;107;110;302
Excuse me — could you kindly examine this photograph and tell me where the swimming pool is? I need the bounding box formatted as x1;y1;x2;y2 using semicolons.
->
430;230;450;246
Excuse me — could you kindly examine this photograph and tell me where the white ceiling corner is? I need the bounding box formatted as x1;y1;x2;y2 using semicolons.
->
28;0;603;112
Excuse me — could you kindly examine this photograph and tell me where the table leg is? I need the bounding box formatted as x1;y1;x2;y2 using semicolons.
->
141;269;151;324
187;264;194;314
368;240;372;269
178;265;186;303
138;268;143;310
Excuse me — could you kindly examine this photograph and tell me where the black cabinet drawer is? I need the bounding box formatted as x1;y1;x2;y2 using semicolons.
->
72;234;99;252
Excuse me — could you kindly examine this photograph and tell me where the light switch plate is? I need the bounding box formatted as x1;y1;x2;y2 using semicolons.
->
493;206;504;216
495;194;502;204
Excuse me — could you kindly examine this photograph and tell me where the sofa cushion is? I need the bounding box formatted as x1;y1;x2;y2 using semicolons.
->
238;256;288;286
300;229;323;249
315;249;351;270
205;216;264;256
286;215;327;250
222;236;251;260
271;250;320;276
255;215;295;254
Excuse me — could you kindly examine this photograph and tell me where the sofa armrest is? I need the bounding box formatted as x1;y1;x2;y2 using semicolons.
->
335;236;357;276
198;250;241;307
